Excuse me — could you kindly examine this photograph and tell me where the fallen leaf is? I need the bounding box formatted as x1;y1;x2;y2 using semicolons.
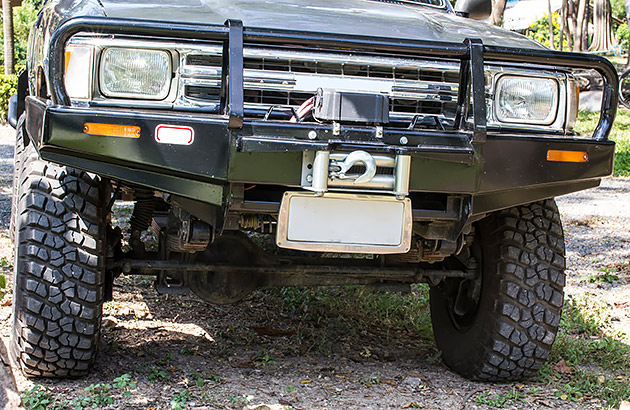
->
560;394;568;400
402;402;422;408
552;359;573;374
300;380;311;384
234;360;255;369
597;375;606;385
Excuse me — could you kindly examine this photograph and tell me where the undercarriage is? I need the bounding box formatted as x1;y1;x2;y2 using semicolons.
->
105;184;479;304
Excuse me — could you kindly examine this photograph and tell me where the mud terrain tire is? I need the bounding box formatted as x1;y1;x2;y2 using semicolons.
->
430;199;565;381
10;123;108;377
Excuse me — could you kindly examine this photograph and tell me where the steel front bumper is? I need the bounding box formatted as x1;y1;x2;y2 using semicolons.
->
25;96;614;217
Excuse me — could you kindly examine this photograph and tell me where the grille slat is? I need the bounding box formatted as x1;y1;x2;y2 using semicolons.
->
182;47;460;126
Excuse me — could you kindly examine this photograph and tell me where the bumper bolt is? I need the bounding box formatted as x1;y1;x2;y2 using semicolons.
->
308;131;317;140
399;136;408;145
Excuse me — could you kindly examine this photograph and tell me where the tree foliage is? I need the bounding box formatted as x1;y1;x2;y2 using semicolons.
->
0;0;40;70
527;12;570;49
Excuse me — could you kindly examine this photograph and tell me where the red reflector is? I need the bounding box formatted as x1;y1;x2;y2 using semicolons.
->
155;124;194;145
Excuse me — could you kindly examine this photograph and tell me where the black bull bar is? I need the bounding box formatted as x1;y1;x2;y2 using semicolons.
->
48;16;619;142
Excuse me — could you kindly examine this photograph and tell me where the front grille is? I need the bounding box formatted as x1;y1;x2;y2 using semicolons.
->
179;46;461;127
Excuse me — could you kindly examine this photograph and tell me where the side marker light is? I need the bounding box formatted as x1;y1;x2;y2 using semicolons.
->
547;150;589;163
83;123;141;138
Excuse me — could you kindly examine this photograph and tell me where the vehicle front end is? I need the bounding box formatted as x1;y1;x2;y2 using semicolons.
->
10;0;617;381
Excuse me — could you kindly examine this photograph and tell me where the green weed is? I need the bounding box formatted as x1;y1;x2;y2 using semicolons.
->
113;374;137;397
21;374;136;410
171;390;190;410
253;348;276;367
359;372;381;387
148;368;168;383
0;256;12;268
555;371;630;406
475;389;524;407
227;394;251;407
187;370;221;387
21;385;55;410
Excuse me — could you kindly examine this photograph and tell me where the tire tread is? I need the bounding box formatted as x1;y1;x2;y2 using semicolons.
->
11;124;106;378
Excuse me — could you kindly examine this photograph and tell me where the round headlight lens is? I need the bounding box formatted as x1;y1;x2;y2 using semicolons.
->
495;75;558;125
100;48;172;100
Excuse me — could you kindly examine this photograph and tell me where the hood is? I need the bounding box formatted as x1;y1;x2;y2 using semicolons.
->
97;0;544;49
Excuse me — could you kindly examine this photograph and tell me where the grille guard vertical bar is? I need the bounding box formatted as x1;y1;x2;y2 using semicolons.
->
467;39;487;143
223;19;244;129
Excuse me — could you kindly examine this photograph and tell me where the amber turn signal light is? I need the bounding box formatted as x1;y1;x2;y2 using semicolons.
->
546;150;589;163
83;123;141;138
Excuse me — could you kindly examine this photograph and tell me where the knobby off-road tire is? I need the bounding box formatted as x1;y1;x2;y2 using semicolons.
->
11;122;108;377
430;199;565;381
10;116;26;243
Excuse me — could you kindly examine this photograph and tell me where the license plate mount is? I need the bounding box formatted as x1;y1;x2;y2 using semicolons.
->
276;192;412;254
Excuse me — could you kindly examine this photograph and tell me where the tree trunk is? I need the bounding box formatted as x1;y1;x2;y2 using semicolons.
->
548;0;555;49
589;0;617;52
560;0;566;50
574;0;588;51
565;0;576;50
582;0;590;50
2;0;14;75
490;0;508;25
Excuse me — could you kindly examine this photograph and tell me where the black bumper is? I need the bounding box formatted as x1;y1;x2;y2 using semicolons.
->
26;96;614;216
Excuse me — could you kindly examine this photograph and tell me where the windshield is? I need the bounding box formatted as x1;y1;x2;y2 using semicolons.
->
390;0;446;8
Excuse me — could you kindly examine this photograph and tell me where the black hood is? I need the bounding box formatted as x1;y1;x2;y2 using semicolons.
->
97;0;543;49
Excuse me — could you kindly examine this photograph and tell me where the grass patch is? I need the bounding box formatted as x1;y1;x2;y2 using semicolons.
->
260;285;434;354
21;374;137;410
475;388;525;408
540;293;630;408
575;109;630;176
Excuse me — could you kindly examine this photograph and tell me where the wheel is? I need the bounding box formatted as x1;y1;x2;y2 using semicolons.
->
10;116;26;242
10;122;109;377
619;68;630;109
429;199;565;381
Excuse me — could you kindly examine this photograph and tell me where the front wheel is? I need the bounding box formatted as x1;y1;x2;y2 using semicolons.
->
430;199;565;381
10;123;109;377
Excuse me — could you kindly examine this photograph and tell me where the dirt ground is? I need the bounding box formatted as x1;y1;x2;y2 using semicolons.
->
0;123;628;410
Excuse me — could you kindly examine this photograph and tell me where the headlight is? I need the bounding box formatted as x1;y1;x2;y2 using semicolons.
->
65;44;93;100
494;75;558;125
100;48;172;100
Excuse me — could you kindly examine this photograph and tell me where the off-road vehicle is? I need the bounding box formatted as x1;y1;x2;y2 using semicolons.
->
8;0;618;381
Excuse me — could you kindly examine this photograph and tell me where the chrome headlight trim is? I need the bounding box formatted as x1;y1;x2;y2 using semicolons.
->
99;47;173;100
493;74;559;125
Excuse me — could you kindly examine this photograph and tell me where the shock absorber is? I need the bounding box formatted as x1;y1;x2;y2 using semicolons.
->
129;189;155;255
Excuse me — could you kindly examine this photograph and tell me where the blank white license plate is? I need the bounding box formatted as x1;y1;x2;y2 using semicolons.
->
276;192;412;254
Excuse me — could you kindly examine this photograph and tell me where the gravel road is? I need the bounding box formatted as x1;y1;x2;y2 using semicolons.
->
0;124;628;410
